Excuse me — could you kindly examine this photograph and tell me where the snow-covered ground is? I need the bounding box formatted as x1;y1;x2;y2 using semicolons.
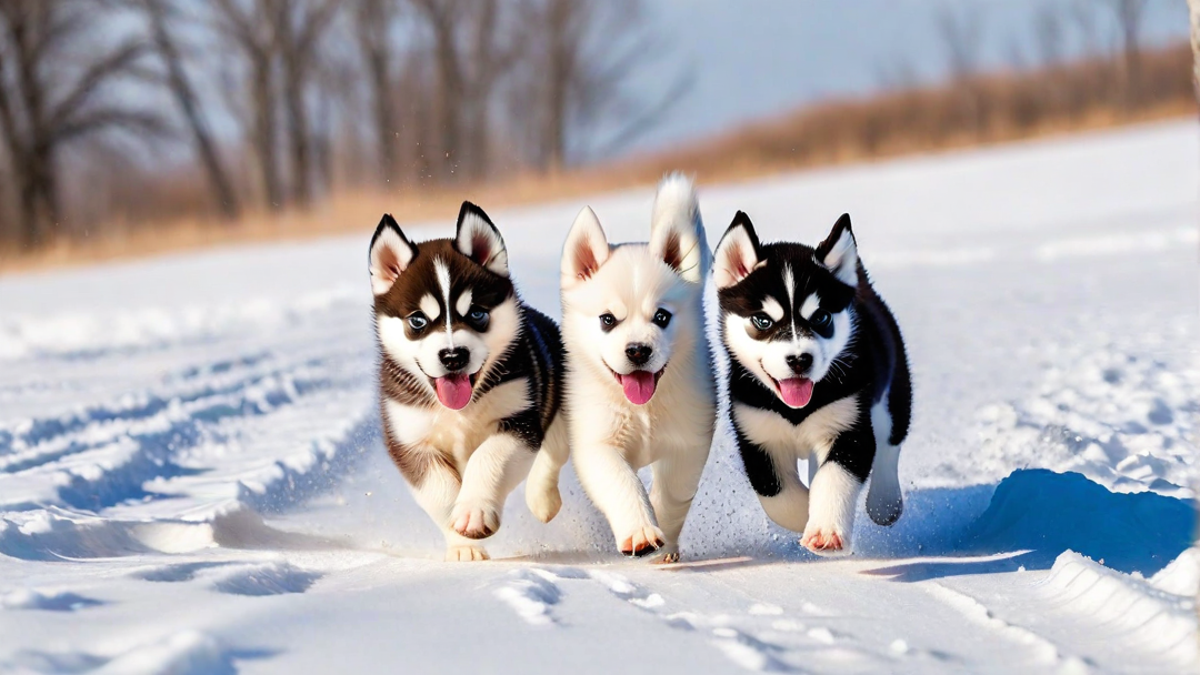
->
0;121;1196;674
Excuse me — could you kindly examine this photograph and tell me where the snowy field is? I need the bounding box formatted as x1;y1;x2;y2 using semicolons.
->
0;121;1197;674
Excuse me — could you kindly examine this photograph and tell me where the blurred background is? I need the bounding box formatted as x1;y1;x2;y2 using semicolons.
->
0;0;1192;268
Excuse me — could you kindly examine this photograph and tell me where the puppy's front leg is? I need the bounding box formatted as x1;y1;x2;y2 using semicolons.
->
573;442;662;556
401;452;488;561
649;448;708;563
803;422;874;556
451;431;536;541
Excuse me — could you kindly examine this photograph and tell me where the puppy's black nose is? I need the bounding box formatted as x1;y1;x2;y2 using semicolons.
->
625;343;653;367
786;353;813;375
439;347;470;372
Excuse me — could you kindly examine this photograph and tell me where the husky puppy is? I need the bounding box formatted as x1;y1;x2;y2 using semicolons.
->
712;212;910;555
559;175;716;563
369;203;568;561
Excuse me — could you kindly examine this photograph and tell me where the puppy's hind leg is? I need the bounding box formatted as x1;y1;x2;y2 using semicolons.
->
573;441;662;557
739;436;810;533
526;416;569;523
865;442;903;526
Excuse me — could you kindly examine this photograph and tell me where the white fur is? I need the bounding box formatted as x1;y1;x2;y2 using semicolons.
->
560;175;715;561
456;211;509;276
803;462;863;557
761;297;784;322
369;227;414;296
800;293;821;320
713;222;760;290
820;228;858;286
733;394;858;534
384;377;537;559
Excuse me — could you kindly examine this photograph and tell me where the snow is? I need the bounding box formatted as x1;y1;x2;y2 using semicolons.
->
0;120;1197;673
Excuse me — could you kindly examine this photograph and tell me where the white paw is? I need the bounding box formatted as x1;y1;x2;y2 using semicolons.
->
801;522;852;557
451;502;500;540
445;545;490;562
616;525;665;557
649;543;681;565
525;484;562;524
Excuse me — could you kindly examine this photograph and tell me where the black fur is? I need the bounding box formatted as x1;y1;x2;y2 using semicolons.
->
717;213;911;492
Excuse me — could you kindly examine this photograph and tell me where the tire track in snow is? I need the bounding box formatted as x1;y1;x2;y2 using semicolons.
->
923;582;1089;672
0;348;367;513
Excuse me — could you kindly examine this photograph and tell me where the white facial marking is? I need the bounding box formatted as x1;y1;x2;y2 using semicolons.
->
782;264;799;340
761;297;784;322
434;257;454;339
800;293;821;320
456;289;473;317
419;294;441;321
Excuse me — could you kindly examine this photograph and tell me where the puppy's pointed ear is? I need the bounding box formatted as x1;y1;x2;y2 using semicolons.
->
815;213;858;287
648;173;708;284
713;211;762;289
454;201;509;276
369;214;416;296
561;206;610;287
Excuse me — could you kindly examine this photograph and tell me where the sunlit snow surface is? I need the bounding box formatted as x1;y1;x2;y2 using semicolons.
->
0;121;1196;674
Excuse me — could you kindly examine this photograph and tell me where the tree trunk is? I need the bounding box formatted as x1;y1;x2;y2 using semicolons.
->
144;0;240;220
251;54;283;210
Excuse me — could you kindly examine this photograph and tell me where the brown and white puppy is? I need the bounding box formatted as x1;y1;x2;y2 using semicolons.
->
369;203;568;561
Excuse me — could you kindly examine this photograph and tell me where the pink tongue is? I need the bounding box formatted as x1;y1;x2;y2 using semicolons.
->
620;371;657;405
435;374;473;410
778;377;814;408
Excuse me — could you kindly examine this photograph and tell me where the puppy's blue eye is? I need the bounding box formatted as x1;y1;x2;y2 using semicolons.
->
810;310;831;329
468;308;488;322
750;314;773;331
652;309;672;328
408;313;428;330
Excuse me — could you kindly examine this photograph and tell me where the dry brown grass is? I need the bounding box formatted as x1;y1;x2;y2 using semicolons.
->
2;43;1194;277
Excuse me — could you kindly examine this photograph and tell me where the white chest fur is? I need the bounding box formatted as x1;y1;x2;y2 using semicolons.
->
732;393;859;462
384;378;531;468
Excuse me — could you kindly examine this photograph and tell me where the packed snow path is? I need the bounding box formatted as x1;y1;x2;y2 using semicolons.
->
0;122;1196;674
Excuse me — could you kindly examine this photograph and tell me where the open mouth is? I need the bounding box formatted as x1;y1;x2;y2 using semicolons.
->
767;373;814;409
608;364;666;406
430;372;479;411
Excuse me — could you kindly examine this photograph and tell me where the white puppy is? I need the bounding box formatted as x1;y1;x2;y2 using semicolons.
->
559;175;716;562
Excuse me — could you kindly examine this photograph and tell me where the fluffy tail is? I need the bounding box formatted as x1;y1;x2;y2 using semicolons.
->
650;173;710;284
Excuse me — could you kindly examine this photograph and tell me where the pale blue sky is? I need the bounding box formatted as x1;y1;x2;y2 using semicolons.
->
624;0;1190;153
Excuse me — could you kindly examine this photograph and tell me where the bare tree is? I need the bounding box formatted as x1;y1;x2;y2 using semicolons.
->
0;0;168;249
516;0;689;171
355;0;401;185
212;0;283;210
276;0;341;206
936;3;988;136
1190;0;1200;110
411;0;466;182
140;0;239;219
1035;3;1065;67
1069;0;1101;57
1108;0;1148;105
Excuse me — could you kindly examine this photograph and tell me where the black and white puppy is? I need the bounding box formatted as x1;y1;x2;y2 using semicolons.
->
369;203;568;561
713;212;910;555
